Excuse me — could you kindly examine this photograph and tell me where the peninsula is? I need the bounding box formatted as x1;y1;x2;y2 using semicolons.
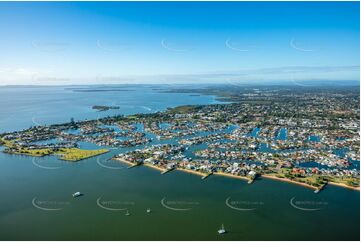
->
0;86;359;190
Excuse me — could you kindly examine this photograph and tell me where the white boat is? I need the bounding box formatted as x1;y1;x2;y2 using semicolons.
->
125;210;130;216
146;208;151;213
72;192;82;197
218;224;226;234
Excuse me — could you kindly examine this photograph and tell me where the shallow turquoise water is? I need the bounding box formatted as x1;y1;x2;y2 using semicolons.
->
0;86;359;240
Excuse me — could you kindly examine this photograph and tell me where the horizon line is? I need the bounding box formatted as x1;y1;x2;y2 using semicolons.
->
0;79;360;87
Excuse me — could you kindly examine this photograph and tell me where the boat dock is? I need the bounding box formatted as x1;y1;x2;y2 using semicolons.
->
202;173;213;180
161;168;174;175
128;163;141;169
247;179;254;184
315;182;327;193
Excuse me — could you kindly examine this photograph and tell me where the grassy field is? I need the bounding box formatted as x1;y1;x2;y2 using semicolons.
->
328;176;360;187
268;169;325;187
55;148;109;161
15;148;53;156
168;105;201;114
1;138;109;161
269;168;359;188
0;138;17;148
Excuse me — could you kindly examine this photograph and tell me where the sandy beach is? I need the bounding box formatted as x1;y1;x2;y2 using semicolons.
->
143;162;167;172
214;172;250;182
113;157;138;167
328;181;360;191
176;167;210;178
261;174;317;190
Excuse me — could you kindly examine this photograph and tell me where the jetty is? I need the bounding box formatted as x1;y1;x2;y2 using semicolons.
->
201;172;213;180
315;182;328;193
214;172;250;182
161;168;174;175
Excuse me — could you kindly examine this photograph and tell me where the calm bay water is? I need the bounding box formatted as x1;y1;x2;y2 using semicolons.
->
0;85;220;133
0;85;359;240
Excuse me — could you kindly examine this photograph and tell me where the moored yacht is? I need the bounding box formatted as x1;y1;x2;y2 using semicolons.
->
218;224;226;234
72;192;82;197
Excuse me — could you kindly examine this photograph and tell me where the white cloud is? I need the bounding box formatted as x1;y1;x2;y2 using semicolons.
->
0;65;358;86
0;68;52;85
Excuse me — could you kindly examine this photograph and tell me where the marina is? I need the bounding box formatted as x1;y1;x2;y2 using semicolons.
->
0;1;359;240
0;85;359;240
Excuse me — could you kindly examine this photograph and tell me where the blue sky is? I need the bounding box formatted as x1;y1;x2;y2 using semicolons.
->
0;1;359;85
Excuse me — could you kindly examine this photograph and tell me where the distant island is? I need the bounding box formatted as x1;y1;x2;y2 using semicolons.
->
92;105;120;112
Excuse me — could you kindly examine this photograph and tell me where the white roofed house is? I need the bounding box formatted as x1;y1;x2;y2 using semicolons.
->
248;170;257;178
166;163;176;170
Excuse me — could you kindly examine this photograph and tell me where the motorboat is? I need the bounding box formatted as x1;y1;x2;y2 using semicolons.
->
72;192;82;198
218;224;226;234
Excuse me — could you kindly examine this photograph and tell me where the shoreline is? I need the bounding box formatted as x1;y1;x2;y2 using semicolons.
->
143;162;168;172
328;181;360;191
112;157;360;191
113;157;139;167
176;167;210;178
214;171;250;182
5;148;109;162
262;174;360;191
261;174;319;190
